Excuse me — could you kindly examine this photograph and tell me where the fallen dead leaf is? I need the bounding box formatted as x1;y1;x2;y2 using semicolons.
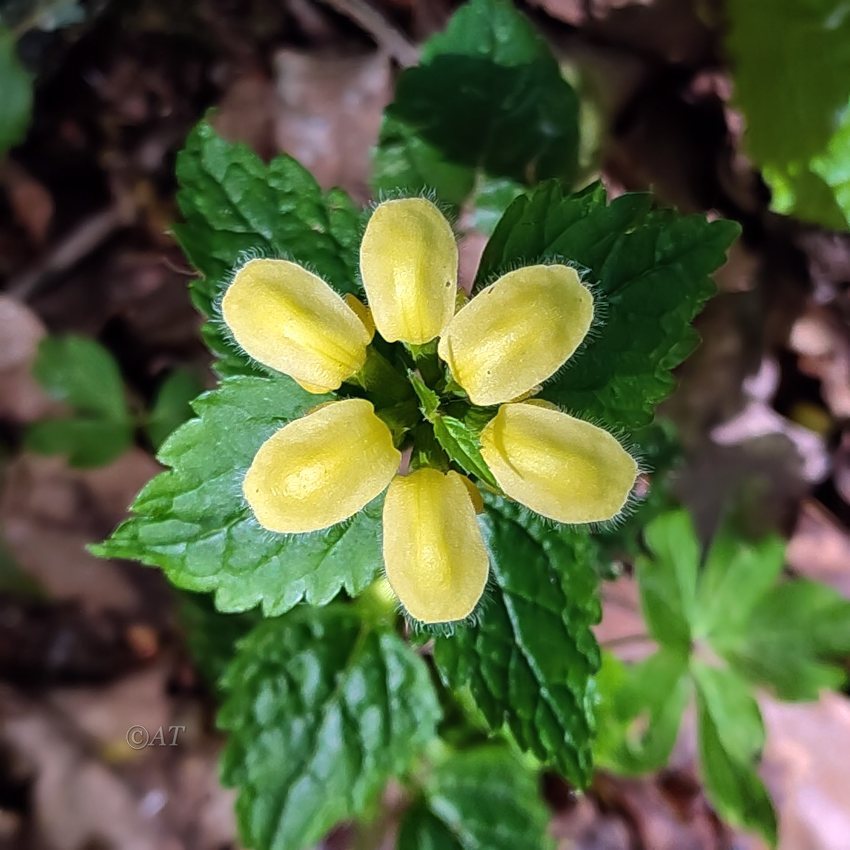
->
272;49;392;201
0;451;161;614
0;296;53;424
787;500;850;599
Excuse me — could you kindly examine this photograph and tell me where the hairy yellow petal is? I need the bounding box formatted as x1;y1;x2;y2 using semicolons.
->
244;398;400;533
480;403;638;523
437;264;593;406
222;259;370;392
383;468;489;624
360;198;457;344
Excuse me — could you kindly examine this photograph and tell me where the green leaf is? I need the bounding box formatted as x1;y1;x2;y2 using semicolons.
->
408;370;440;420
28;336;133;467
399;805;460;850
219;607;441;850
594;648;690;775
473;175;525;235
693;663;777;847
146;369;205;450
0;27;32;155
478;182;740;429
93;376;384;616
174;122;362;373
636;510;699;650
694;517;785;640
432;414;498;487
726;0;850;231
434;495;600;786
398;746;554;850
26;418;133;468
33;336;127;420
718;579;850;701
373;0;579;212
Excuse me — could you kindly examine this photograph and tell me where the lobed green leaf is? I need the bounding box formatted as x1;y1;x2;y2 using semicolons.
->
636;509;700;651
594;648;690;775
693;663;777;847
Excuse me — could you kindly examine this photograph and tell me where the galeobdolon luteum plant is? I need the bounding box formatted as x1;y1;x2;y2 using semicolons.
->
91;1;759;848
222;197;638;623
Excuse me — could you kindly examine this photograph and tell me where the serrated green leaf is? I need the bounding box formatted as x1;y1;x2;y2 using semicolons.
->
693;663;777;847
636;510;699;650
594;648;690;775
219;607;441;850
174;122;362;373
398;746;554;850
717;579;850;701
432;414;497;487
727;0;850;231
146;369;205;450
434;495;600;786
93;376;384;616
28;336;133;467
0;27;32;155
694;517;785;640
477;183;739;429
373;0;579;215
408;370;440;420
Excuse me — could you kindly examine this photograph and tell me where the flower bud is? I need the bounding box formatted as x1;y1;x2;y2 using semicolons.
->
222;259;370;393
437;264;593;407
479;402;637;523
383;468;489;623
244;398;400;533
360;198;457;344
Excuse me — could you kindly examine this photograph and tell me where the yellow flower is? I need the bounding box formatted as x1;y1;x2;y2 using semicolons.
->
222;259;371;393
243;398;400;533
480;402;637;524
221;196;638;624
383;468;489;623
437;264;593;406
360;197;458;344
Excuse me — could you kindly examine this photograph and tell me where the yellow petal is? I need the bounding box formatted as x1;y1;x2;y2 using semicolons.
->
222;258;370;392
383;468;489;623
360;198;457;344
244;398;400;533
459;475;484;513
343;293;376;340
437;264;593;406
480;403;638;523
